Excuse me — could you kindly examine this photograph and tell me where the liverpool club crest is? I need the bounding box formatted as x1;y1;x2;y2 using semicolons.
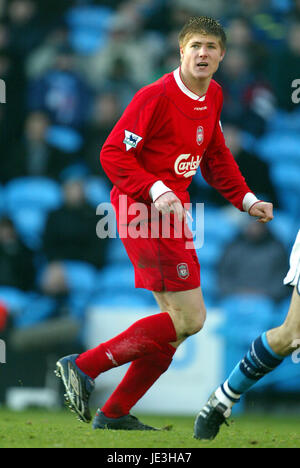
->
196;126;204;146
177;263;189;280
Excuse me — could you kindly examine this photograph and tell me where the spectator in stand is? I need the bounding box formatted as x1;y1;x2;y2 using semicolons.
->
224;0;287;50
0;20;11;49
172;0;225;18
6;111;80;181
225;16;268;73
217;220;289;303
26;24;70;80
267;21;300;111
85;7;164;90
35;0;75;27
0;217;36;291
83;92;122;177
0;47;26;173
152;31;181;81
42;172;104;271
28;44;92;130
4;0;47;59
40;170;108;320
287;0;300;22
216;46;276;136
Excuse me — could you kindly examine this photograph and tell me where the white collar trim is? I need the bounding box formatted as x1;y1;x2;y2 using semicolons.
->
173;67;206;102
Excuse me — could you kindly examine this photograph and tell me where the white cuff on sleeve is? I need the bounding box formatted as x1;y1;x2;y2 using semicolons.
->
149;181;172;202
242;192;260;212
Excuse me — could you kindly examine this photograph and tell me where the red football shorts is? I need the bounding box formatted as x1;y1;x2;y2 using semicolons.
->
112;193;200;292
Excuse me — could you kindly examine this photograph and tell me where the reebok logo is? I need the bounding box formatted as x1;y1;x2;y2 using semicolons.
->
105;349;118;367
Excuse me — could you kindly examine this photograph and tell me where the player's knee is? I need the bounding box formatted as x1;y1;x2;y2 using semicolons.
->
185;318;205;336
272;323;300;355
181;308;206;337
283;326;300;353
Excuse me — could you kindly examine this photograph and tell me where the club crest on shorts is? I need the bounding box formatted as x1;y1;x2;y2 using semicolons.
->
177;263;189;280
196;126;204;146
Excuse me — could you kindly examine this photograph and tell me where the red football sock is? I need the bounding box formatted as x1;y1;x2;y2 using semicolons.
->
101;343;176;418
75;312;177;379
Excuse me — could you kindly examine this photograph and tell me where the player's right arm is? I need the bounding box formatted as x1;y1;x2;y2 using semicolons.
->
100;87;172;204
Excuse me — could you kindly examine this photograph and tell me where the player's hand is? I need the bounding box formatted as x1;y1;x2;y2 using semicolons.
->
248;201;274;223
154;191;186;222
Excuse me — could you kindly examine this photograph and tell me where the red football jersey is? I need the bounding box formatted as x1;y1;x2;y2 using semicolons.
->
100;67;252;211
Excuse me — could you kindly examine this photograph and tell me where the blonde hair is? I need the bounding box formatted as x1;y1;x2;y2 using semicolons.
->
179;16;227;50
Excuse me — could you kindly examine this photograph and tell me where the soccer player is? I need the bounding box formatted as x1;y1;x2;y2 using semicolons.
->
55;16;273;431
194;229;300;440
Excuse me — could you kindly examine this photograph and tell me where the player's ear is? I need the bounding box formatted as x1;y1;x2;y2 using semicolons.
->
219;48;226;62
180;46;184;63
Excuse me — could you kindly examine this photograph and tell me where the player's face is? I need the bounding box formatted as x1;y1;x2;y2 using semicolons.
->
180;34;225;83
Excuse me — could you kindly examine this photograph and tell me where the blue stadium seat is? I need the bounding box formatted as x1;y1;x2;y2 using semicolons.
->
271;163;300;191
266;108;300;134
9;207;47;250
63;261;98;292
4;177;62;213
196;240;223;268
217;294;275;344
66;5;113;30
65;6;113;54
202;208;239;244
0;287;30;315
93;263;160;307
0;184;4;215
90;292;151;308
69;29;107;55
84;177;111;206
256;131;300;163
99;264;136;292
200;267;219;305
106;238;131;265
14;294;56;328
268;210;298;250
270;164;300;217
272;297;291;328
192;168;212;189
46;125;83;153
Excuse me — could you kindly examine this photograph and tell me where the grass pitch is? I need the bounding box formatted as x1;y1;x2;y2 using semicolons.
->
0;408;300;448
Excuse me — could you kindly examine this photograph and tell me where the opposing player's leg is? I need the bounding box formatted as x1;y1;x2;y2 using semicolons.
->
267;286;300;356
194;285;300;440
93;287;206;430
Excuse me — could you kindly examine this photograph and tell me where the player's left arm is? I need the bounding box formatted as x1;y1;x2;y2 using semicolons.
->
200;89;273;223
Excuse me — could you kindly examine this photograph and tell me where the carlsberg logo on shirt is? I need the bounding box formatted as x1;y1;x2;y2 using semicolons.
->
174;154;202;178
